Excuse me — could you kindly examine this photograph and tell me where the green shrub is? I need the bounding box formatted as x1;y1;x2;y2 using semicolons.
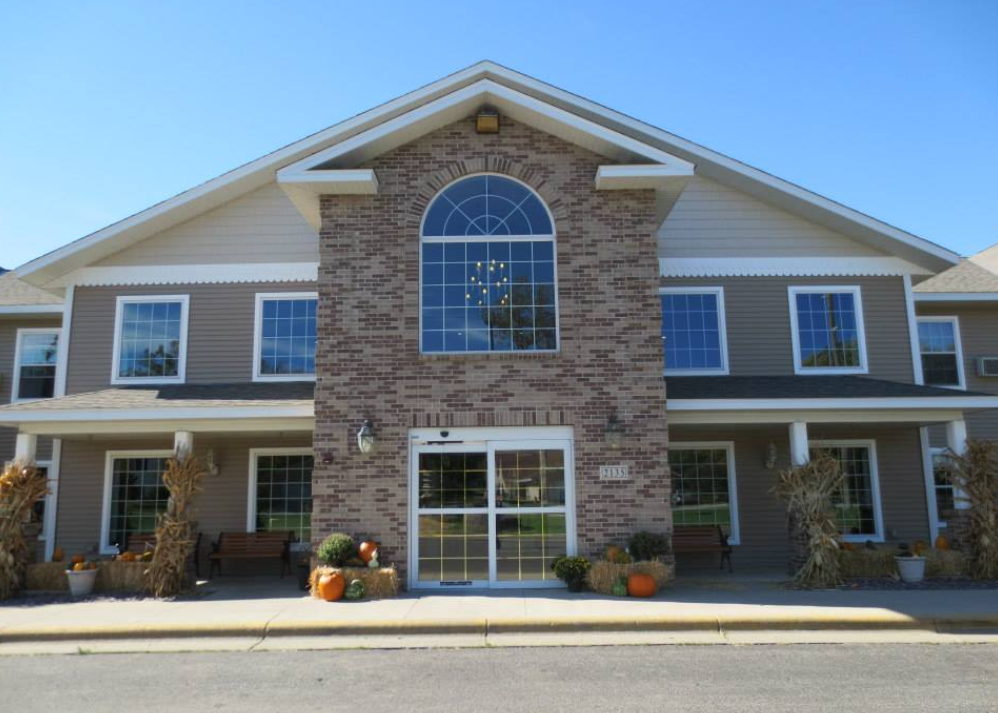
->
628;531;670;561
317;533;355;566
551;556;591;592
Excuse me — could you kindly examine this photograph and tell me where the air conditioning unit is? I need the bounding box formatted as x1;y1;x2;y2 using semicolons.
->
976;357;998;377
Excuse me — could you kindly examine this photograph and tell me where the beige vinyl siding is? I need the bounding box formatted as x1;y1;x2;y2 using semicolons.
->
662;275;915;381
918;302;998;447
97;183;318;266
0;317;61;463
670;424;929;570
66;282;317;393
55;434;312;565
659;177;885;259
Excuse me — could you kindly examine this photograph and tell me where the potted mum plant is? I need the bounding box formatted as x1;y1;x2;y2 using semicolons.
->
895;544;926;583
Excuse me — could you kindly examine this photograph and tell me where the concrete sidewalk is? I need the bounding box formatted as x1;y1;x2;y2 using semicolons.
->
2;577;998;651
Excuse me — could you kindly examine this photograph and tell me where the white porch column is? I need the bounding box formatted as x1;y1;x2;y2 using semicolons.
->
946;419;971;510
43;439;62;562
174;431;194;459
789;421;809;466
14;433;37;462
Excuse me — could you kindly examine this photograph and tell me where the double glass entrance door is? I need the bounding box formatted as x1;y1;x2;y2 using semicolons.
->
412;440;574;588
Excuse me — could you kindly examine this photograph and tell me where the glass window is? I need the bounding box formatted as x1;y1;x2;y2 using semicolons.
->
812;444;879;538
421;175;557;353
14;331;58;400
106;456;170;550
918;319;963;387
256;295;317;378
115;298;186;381
931;448;955;523
661;290;726;373
254;453;313;544
791;289;866;371
668;446;738;543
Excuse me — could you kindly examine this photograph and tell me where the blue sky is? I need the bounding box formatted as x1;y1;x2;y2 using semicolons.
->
1;1;995;269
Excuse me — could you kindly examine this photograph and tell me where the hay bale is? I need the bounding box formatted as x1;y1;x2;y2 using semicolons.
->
926;548;968;578
309;565;399;599
25;562;68;591
586;560;671;595
839;548;895;578
98;561;147;592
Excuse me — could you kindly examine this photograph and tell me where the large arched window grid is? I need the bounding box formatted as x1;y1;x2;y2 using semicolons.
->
420;174;559;353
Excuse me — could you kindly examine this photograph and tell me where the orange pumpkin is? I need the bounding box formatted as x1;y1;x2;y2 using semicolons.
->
71;554;85;565
52;547;64;562
72;562;86;572
119;552;137;563
317;572;345;602
935;534;950;551
627;572;657;598
358;541;379;564
606;545;623;562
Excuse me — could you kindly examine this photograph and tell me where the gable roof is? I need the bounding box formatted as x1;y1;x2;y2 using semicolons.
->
914;259;998;294
0;271;64;313
15;61;959;286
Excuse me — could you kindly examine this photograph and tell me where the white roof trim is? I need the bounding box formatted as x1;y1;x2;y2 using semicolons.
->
0;304;64;316
52;262;318;288
595;164;693;190
660;256;931;278
914;292;998;302
16;61;958;285
277;169;379;231
668;396;998;411
0;405;314;423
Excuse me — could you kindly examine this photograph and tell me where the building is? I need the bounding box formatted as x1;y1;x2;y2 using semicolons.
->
2;62;995;588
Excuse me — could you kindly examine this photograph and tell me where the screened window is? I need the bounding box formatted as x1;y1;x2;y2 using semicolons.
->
660;289;727;373
812;444;881;539
113;296;188;382
668;445;739;544
105;455;170;552
254;294;317;379
790;288;867;373
253;452;313;544
13;330;59;401
421;175;557;353
918;318;964;388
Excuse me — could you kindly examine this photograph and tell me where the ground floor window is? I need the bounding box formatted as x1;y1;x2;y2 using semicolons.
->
249;449;313;544
103;452;171;552
668;443;740;545
930;447;954;525
810;441;883;540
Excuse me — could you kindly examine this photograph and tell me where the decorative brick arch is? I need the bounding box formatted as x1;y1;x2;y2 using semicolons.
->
404;158;568;233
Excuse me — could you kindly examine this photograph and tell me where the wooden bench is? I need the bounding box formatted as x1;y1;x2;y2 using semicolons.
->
123;531;202;578
209;531;292;578
673;525;733;572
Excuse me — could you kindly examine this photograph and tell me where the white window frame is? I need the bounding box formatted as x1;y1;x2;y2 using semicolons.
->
11;327;61;402
110;295;190;385
788;285;868;375
100;449;173;554
418;173;561;356
810;439;884;542
659;286;730;376
916;316;966;390
252;292;319;383
668;441;740;545
247;447;314;550
929;446;953;529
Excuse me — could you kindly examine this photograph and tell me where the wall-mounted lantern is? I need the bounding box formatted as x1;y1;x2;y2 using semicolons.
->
206;448;220;476
357;420;376;454
604;413;625;450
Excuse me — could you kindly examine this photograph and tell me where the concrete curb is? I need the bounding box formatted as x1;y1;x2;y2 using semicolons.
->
3;613;998;643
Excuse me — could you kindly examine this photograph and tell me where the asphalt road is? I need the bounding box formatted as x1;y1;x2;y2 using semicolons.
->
2;644;996;712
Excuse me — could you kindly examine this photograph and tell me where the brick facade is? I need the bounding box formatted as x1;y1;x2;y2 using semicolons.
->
312;116;671;580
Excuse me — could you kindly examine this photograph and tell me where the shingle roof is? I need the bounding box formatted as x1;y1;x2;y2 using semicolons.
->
0;382;314;413
666;376;988;400
0;271;63;307
914;260;998;294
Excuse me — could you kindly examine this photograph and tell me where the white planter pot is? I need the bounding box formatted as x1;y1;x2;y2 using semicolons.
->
895;556;927;583
66;568;98;597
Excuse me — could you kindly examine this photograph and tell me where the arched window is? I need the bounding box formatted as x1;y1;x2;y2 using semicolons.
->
420;175;558;353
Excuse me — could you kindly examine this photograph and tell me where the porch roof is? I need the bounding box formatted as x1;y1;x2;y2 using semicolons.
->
0;382;315;435
666;375;988;400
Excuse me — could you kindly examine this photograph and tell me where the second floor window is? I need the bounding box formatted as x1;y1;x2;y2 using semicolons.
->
660;288;728;374
918;317;964;388
254;293;318;380
420;174;558;353
789;286;868;374
13;329;59;401
112;296;189;384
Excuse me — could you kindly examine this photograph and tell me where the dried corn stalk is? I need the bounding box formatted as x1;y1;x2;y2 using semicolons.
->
774;450;845;588
144;455;205;597
0;461;49;599
943;439;998;580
